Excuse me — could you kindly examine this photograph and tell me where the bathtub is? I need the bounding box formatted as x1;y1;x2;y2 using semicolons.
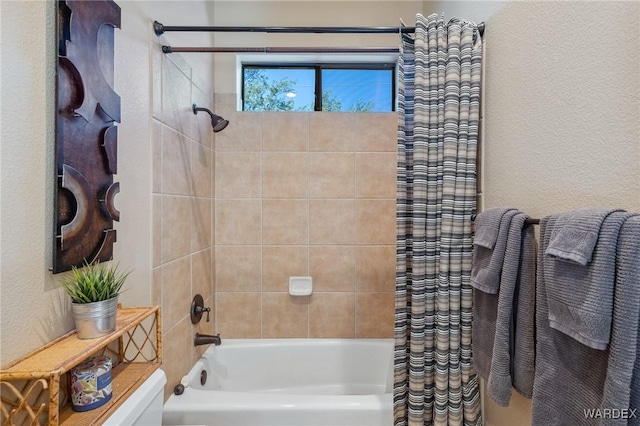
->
162;339;393;426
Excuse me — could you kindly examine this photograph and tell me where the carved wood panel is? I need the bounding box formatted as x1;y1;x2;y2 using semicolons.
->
53;0;121;273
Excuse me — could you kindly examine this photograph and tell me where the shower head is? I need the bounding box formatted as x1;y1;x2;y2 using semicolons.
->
192;104;229;133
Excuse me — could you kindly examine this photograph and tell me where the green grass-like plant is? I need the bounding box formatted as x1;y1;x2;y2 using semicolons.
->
60;261;130;304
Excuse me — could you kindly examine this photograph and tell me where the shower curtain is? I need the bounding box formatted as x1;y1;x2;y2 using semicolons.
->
394;13;483;426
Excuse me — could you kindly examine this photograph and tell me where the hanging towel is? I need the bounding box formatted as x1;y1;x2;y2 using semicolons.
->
531;215;610;426
471;208;518;380
474;207;513;249
544;210;628;349
471;208;517;294
472;208;518;380
487;213;537;406
601;214;640;426
545;208;622;265
512;226;536;399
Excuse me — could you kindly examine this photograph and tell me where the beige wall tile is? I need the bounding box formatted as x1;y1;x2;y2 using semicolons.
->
161;256;191;331
161;56;191;134
216;200;261;245
161;195;192;263
355;292;394;338
309;153;355;199
152;267;161;307
191;84;214;147
263;200;309;245
215;152;262;198
152;49;162;120
152;195;161;268
356;153;397;199
355;113;398;152
356;199;396;245
216;292;262;338
215;112;262;152
309;293;355;338
263;112;309;151
263;152;309;198
152;120;162;194
192;248;213;301
262;246;309;292
309;199;355;245
309;246;355;292
162;127;192;196
191;142;213;198
215;152;261;198
214;93;237;112
215;246;261;292
211;197;216;248
309;112;355;151
262;293;309;338
356;246;396;292
163;317;192;400
191;197;212;252
209;99;399;341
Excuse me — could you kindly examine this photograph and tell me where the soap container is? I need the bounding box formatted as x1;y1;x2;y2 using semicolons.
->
289;276;313;296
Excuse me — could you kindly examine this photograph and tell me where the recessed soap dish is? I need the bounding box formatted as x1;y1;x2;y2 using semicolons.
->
289;276;312;296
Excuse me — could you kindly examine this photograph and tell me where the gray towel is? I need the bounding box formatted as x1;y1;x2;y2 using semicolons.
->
474;207;513;249
472;209;519;380
531;216;610;426
546;208;622;265
601;215;640;426
471;208;517;294
631;324;640;426
545;210;629;349
512;227;536;399
472;288;498;381
487;213;537;406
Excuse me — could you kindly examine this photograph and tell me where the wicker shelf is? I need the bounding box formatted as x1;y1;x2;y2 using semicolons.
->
0;306;162;426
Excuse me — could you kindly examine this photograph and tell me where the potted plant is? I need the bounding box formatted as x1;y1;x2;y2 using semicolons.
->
60;261;130;339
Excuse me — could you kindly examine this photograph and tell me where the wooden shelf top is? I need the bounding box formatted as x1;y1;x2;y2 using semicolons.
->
1;306;159;378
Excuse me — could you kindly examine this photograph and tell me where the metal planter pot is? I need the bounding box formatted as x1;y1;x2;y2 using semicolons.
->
71;295;119;339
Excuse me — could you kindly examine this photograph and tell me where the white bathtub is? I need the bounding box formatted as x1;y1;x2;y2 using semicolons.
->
162;339;394;426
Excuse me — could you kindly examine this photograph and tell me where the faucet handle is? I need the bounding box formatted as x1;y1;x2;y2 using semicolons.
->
191;294;211;324
201;306;211;322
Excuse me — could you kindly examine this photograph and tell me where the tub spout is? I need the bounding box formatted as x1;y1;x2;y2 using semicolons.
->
194;332;221;347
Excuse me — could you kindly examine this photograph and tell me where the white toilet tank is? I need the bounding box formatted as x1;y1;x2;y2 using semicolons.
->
103;369;166;425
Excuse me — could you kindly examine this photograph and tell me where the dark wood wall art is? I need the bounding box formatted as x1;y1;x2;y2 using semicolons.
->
53;0;121;273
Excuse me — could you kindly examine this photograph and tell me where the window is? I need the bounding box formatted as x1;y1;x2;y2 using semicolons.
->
242;64;395;112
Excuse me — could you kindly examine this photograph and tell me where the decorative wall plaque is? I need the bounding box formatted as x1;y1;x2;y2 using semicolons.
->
53;0;121;273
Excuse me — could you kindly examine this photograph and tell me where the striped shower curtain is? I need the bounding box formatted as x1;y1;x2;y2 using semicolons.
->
394;13;483;426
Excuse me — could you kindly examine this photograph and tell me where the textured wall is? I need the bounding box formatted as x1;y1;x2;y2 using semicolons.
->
0;1;158;366
481;1;640;217
0;0;66;367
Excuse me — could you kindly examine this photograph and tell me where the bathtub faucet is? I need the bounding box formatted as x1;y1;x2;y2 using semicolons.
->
194;332;222;347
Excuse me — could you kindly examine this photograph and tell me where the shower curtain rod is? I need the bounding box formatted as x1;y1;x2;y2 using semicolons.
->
161;46;400;54
154;21;485;55
154;21;415;35
153;21;485;37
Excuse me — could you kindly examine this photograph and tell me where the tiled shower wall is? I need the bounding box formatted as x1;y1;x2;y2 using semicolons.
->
151;52;216;398
212;93;397;339
152;64;398;394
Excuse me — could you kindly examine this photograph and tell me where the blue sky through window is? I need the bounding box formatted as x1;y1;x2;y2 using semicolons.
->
245;66;393;112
